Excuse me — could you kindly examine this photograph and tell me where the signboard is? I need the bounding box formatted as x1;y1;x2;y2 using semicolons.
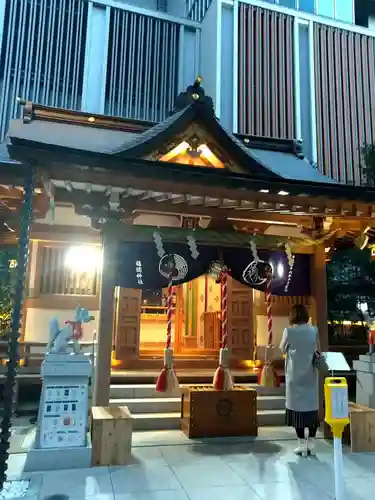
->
323;352;351;372
39;384;88;449
330;386;349;420
35;353;92;451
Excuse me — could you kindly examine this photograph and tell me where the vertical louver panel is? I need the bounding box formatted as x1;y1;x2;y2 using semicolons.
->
39;246;98;296
238;3;295;139
186;0;213;21
0;0;87;140
314;23;375;185
105;9;179;122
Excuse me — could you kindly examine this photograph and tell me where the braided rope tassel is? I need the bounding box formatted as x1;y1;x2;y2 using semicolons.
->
213;268;233;391
259;277;277;388
0;167;34;488
266;279;273;346
156;265;179;394
166;273;173;350
221;271;228;349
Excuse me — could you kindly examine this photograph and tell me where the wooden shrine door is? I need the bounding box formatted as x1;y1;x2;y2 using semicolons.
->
227;278;254;361
114;287;141;362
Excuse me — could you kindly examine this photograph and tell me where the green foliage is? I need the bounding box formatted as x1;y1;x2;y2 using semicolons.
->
0;248;18;336
326;247;375;345
361;143;375;186
327;247;375;319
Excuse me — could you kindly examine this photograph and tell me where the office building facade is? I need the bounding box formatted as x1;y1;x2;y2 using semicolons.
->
1;0;375;184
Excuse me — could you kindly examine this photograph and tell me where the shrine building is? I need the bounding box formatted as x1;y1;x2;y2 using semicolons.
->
1;79;375;407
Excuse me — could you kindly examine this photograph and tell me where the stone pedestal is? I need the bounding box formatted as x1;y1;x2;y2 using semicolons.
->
24;353;92;472
353;354;375;408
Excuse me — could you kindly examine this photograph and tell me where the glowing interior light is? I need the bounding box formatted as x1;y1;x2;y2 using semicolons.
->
278;190;289;196
358;302;369;314
277;262;284;278
65;246;102;273
259;189;269;194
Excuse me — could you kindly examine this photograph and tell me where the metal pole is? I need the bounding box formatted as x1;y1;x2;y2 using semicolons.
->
0;167;34;489
333;436;345;500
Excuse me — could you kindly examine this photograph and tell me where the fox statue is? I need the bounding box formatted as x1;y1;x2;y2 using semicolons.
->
46;305;94;354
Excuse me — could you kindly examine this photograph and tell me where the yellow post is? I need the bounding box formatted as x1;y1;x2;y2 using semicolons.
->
324;377;350;500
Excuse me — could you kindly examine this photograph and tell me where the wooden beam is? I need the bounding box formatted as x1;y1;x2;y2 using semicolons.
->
311;245;328;351
46;163;345;214
26;296;99;310
98;219;312;250
123;199;314;225
31;223;101;243
55;187;314;225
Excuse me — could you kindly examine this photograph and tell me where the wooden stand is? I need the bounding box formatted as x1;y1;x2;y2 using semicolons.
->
324;402;375;452
181;385;257;438
91;406;133;466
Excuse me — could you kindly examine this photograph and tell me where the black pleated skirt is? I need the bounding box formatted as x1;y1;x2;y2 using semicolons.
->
285;408;319;428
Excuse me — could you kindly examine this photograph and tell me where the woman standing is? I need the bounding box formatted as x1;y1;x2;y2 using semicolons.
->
279;304;319;456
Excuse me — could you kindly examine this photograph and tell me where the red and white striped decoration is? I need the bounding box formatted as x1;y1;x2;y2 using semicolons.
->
221;271;228;349
266;278;273;346
166;272;173;349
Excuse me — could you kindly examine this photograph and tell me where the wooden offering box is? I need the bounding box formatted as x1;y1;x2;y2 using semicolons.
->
181;385;257;438
91;406;133;466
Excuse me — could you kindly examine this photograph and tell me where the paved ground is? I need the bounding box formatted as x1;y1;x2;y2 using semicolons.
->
3;432;375;500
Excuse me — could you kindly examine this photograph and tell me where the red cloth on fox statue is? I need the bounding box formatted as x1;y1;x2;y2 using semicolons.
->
65;320;83;340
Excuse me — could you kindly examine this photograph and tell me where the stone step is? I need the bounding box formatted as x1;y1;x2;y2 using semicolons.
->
132;413;180;431
109;383;285;400
131;409;286;431
110;395;285;414
257;409;286;426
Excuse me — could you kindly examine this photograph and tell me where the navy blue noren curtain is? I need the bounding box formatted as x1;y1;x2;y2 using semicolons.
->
116;242;311;297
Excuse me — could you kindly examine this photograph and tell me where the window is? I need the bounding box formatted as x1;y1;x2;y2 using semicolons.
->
317;0;334;19
335;0;354;24
278;0;297;8
39;246;99;296
299;0;315;14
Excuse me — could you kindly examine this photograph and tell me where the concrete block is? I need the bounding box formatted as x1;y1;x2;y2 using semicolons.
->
24;435;92;472
356;370;375;409
353;360;375;374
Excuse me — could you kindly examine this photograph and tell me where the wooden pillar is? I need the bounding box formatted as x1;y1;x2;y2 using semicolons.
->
93;234;117;406
311;244;328;422
310;245;328;351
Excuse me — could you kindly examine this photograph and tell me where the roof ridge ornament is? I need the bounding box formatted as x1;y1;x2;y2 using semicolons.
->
173;76;214;113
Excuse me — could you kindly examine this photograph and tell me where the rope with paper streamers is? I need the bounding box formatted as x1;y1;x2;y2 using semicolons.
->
166;272;173;350
284;243;295;293
153;232;166;259
266;278;273;346
249;240;259;264
186;235;200;260
213;267;233;391
260;273;277;388
154;232;179;394
248;239;277;388
221;270;228;350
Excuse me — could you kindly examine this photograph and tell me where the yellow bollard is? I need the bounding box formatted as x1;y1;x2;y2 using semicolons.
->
324;377;350;500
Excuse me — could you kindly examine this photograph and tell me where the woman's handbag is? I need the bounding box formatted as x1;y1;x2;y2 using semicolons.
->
312;351;330;374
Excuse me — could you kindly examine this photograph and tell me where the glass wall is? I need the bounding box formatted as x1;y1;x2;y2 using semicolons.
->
262;0;354;24
334;0;355;24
